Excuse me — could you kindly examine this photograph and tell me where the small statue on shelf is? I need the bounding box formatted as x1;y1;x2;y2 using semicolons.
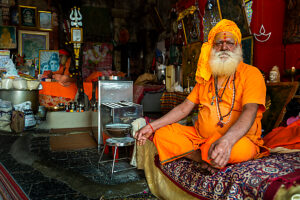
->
269;65;280;83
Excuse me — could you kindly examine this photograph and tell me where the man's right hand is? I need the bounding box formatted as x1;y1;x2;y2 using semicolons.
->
134;124;154;146
134;99;196;145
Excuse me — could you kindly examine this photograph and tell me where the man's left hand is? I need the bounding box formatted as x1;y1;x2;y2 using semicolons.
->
208;137;233;168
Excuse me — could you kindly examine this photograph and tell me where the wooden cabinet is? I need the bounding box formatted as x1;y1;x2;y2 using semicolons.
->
261;82;299;134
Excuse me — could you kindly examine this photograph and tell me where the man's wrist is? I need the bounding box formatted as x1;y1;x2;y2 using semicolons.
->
221;134;236;147
148;123;154;132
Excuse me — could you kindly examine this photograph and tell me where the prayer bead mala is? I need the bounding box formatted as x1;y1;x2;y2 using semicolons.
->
214;73;236;127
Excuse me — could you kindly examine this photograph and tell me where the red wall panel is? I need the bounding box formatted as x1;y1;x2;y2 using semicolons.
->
251;0;285;74
251;0;300;81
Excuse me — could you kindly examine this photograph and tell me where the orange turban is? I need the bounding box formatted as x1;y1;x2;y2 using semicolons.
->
195;19;242;83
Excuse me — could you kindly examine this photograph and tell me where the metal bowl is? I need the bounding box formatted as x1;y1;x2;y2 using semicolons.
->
105;123;132;138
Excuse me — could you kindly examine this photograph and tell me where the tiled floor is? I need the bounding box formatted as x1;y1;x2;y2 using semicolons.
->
0;130;158;200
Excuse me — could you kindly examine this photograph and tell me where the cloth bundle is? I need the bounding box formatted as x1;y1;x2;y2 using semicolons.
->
0;99;12;132
130;118;146;167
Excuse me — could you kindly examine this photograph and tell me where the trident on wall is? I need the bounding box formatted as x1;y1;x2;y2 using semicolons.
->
70;7;82;27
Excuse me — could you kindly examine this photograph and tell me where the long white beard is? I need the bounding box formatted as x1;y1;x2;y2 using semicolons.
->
209;46;243;77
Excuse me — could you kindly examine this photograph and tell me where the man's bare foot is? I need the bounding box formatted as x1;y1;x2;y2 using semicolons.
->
199;161;218;174
185;151;218;174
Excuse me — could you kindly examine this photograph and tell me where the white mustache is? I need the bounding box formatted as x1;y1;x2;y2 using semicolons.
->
216;51;232;58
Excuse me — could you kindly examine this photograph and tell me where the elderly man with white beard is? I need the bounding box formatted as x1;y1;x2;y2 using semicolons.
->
135;19;268;173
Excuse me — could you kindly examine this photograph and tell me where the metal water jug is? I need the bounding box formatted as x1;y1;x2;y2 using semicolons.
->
157;64;166;84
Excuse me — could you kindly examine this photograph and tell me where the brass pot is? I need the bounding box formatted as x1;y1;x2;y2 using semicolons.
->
0;89;39;113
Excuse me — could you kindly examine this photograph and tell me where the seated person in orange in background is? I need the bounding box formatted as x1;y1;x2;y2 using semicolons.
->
51;49;75;87
134;19;268;173
85;71;103;82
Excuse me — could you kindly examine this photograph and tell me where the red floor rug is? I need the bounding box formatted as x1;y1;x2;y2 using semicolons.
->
0;162;29;200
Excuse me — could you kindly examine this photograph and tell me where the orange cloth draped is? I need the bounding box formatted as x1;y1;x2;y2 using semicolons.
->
153;62;268;165
263;119;300;149
39;82;98;100
195;19;242;83
83;82;98;100
154;123;259;166
39;82;78;99
53;57;71;75
85;71;103;82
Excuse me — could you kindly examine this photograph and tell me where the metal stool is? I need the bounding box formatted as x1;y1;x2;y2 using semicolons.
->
98;137;136;178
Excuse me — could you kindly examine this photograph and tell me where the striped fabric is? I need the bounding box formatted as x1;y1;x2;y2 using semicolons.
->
160;92;198;114
0;163;29;200
160;92;188;114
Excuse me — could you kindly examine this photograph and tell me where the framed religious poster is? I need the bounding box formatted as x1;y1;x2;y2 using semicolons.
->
39;50;59;74
181;41;202;88
38;11;52;31
10;6;19;25
82;42;113;78
217;0;251;37
71;27;83;43
0;26;17;49
18;30;49;59
19;5;37;28
180;7;202;44
244;0;253;24
176;5;202;45
283;0;300;44
241;36;253;65
203;0;222;42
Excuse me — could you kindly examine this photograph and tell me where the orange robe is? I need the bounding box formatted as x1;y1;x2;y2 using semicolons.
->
53;57;71;76
153;62;268;165
52;58;74;87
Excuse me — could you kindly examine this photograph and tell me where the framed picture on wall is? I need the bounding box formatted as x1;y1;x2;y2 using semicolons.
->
10;6;19;25
0;26;17;49
283;0;300;43
18;30;49;60
203;0;222;42
38;11;52;31
39;50;59;74
71;27;83;43
182;41;202;88
82;42;113;78
244;0;253;24
176;5;203;45
241;36;253;65
183;11;202;44
19;5;37;27
217;0;251;37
